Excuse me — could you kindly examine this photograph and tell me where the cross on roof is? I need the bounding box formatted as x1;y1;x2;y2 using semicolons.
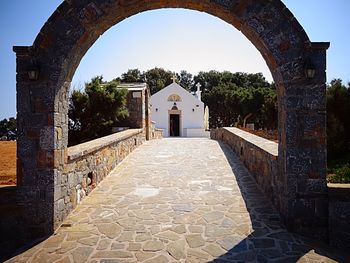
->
196;83;201;89
171;74;177;83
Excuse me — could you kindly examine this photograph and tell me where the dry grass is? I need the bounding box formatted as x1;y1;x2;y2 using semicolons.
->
0;141;16;185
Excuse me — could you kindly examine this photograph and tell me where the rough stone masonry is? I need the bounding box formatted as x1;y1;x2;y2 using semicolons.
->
12;0;329;244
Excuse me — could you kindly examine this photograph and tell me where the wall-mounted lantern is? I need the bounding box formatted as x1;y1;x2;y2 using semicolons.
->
304;59;316;79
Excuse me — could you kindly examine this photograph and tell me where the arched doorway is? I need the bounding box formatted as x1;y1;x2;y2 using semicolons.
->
14;0;329;240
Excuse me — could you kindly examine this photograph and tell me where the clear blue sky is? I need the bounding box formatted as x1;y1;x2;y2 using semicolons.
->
0;1;349;119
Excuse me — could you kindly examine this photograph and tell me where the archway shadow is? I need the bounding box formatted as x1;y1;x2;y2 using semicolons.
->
210;141;349;262
0;186;50;262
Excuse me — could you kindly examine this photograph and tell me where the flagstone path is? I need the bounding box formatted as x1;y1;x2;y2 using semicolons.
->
7;138;348;262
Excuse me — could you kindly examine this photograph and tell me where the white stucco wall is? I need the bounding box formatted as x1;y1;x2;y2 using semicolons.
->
150;83;206;137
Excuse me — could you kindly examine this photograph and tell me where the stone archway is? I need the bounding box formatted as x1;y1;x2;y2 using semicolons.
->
14;0;329;240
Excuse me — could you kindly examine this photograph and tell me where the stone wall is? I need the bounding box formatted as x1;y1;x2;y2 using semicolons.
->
0;186;26;260
0;129;146;260
328;184;350;250
118;88;146;129
14;0;329;244
151;128;163;140
211;127;279;204
53;129;145;228
127;90;144;128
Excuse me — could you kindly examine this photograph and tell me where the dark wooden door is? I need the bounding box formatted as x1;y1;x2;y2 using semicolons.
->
170;114;180;137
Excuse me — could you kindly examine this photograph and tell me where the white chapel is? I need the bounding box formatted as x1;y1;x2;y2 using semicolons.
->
150;80;209;137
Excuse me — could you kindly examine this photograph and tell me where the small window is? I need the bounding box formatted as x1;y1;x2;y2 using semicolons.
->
167;94;181;102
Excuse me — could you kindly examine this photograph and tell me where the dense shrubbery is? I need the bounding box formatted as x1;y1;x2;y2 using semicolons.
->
326;79;350;159
0;117;16;140
327;154;350;183
68;76;129;146
196;71;277;129
326;79;350;182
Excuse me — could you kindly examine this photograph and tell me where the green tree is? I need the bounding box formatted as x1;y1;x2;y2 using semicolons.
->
197;71;276;129
202;84;235;127
143;68;173;94
327;79;350;159
0;117;16;140
68;76;129;146
120;69;144;83
193;70;222;93
259;87;278;129
177;70;193;91
193;71;270;93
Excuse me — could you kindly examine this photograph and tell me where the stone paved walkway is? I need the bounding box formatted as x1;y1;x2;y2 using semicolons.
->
7;138;348;262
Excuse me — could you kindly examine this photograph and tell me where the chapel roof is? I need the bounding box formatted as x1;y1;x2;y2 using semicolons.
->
151;82;203;105
117;82;147;91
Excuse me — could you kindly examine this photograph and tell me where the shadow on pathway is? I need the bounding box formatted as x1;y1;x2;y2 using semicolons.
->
2;138;349;262
211;141;349;262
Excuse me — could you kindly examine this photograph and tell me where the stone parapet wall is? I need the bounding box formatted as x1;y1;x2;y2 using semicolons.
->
328;184;350;250
151;128;163;139
211;127;279;208
53;129;145;228
211;128;350;251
